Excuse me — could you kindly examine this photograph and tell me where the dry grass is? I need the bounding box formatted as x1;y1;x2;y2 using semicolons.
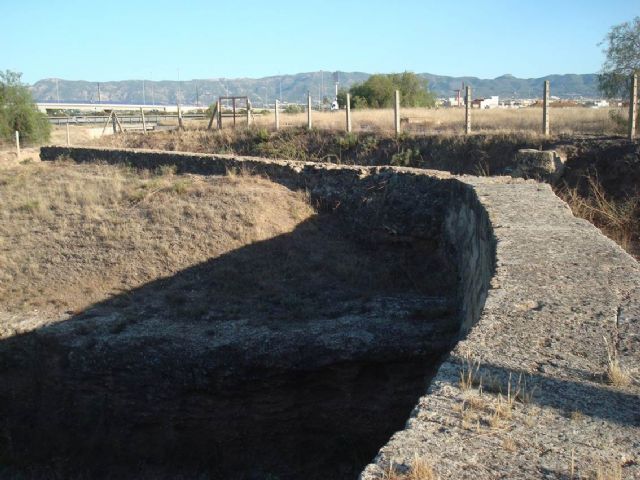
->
250;106;620;135
382;456;437;480
603;337;632;387
81;106;620;137
557;175;639;258
0;159;314;316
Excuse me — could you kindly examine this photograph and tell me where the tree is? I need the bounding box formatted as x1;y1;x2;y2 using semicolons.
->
0;70;51;144
347;72;436;109
598;16;640;98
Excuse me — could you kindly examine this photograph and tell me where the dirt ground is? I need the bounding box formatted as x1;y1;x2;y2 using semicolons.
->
0;159;454;337
0;160;314;322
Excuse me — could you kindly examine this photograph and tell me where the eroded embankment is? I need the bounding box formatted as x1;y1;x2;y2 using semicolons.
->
1;147;495;479
97;129;640;258
9;146;640;479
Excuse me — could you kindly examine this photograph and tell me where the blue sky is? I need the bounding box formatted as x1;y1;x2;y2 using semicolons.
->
1;0;637;83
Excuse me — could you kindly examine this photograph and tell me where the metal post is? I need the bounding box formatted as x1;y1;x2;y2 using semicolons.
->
275;99;280;130
15;131;20;159
394;90;401;135
346;93;352;133
66;118;70;145
140;107;147;135
543;80;550;136
307;92;312;129
629;73;638;140
465;86;472;134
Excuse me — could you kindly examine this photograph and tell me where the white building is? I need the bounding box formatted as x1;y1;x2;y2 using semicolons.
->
478;96;499;109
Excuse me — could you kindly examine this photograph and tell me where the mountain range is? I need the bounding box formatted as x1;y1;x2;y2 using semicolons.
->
29;71;601;106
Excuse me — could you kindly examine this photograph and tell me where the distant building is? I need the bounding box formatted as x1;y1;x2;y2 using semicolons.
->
471;95;499;109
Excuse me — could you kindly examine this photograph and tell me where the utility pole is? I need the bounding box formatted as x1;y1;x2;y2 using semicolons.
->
142;79;146;105
177;68;182;105
56;79;60;103
98;82;102;103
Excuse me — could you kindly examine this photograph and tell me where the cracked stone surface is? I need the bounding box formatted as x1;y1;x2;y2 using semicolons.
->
361;178;639;480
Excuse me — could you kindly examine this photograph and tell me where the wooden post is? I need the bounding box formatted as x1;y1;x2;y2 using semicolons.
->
629;73;638;140
66;118;71;145
307;92;312;129
111;112;118;135
217;99;222;129
207;101;218;130
543;80;550;136
113;112;124;133
275;99;280;130
246;98;251;126
346;93;352;133
177;104;184;130
232;98;237;127
15;131;20;159
394;90;401;135
465;86;472;134
140;107;147;134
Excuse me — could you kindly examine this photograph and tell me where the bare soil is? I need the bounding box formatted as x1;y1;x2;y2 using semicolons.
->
0;160;314;323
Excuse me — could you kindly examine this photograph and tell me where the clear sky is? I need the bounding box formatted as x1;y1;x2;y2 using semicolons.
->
1;0;637;84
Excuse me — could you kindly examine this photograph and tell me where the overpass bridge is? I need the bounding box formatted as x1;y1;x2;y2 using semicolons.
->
36;102;203;114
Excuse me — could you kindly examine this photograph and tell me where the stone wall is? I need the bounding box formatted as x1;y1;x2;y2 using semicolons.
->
41;146;497;340
37;146;640;479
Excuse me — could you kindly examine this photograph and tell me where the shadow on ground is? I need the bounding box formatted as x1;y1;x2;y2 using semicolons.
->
0;212;459;480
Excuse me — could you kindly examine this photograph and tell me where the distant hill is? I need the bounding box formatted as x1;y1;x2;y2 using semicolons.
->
29;71;601;106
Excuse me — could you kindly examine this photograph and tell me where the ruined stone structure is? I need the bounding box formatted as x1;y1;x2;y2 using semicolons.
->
20;146;640;478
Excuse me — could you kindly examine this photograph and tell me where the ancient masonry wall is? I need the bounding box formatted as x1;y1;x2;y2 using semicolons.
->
40;146;640;479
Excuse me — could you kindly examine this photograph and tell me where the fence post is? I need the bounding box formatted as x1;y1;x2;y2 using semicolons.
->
394;90;401;135
465;86;472;134
307;92;312;129
629;73;638;140
15;131;20;159
66;118;71;145
543;80;550;136
112;112;118;135
246;99;251;126
140;107;147;135
177;104;184;130
217;99;222;129
275;99;280;130
346;93;352;133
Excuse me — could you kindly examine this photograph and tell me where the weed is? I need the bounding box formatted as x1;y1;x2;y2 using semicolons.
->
382;456;437;480
458;352;481;391
603;336;631;387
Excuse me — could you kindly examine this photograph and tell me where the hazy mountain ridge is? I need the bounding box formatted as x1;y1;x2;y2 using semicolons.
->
29;71;601;105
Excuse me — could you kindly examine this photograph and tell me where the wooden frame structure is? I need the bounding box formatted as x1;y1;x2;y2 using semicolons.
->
207;96;252;130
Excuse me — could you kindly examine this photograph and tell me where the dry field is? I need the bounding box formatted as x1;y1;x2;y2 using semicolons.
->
251;106;621;135
100;106;622;136
1;159;446;336
0;160;314;321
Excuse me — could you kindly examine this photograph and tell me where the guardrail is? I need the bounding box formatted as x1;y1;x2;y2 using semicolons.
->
47;114;207;125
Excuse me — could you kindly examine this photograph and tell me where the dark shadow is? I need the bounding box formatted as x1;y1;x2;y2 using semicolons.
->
0;212;459;480
448;360;640;427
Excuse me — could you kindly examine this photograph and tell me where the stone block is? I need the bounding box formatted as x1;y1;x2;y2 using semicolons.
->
511;149;565;181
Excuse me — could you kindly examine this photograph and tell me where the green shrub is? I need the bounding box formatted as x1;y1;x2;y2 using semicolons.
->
0;70;51;144
348;72;436;109
284;104;304;114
